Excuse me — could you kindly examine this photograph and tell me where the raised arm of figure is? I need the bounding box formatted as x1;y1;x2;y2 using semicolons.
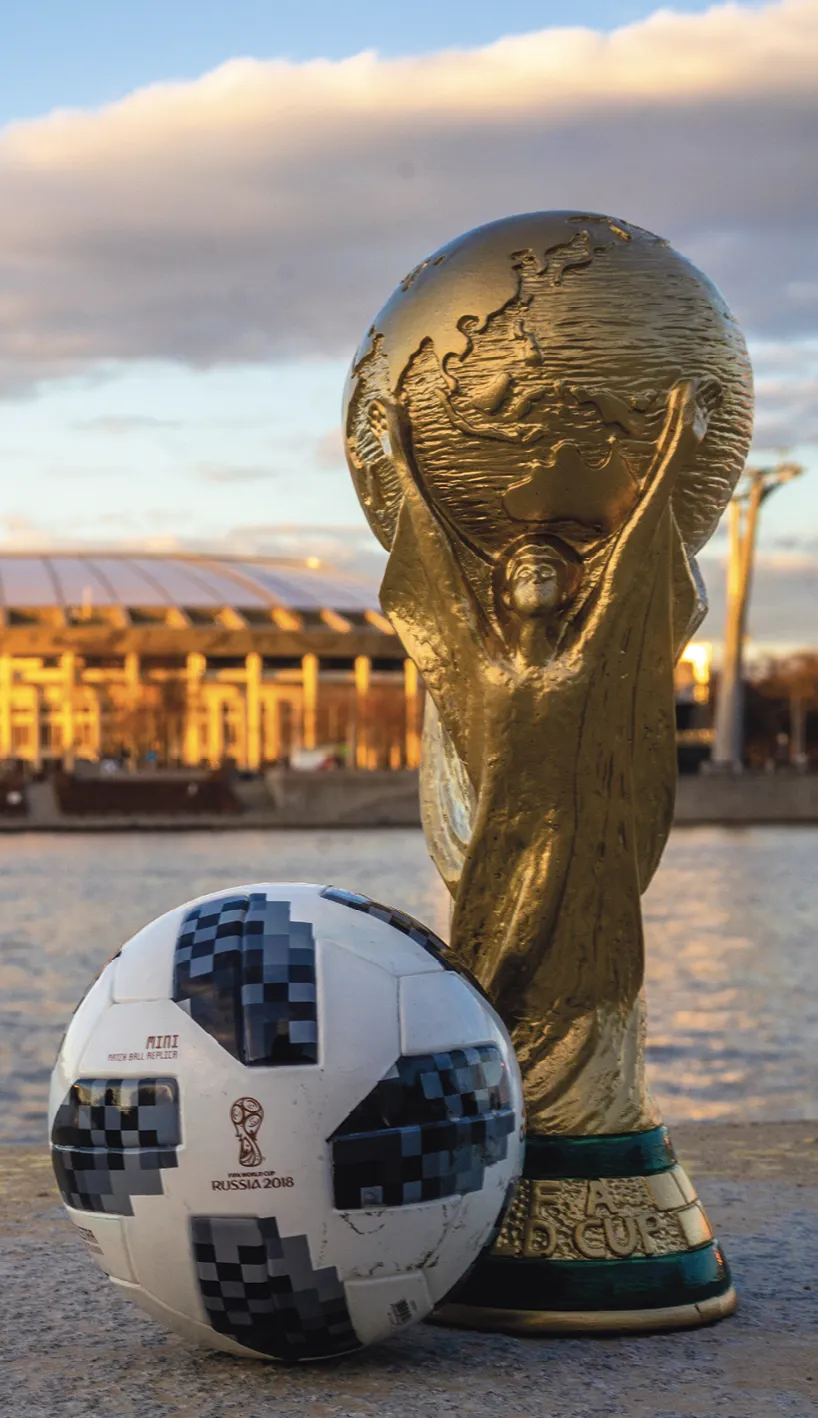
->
375;399;495;770
573;377;720;656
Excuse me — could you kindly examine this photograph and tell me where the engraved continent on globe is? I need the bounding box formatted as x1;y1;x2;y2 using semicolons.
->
344;211;753;566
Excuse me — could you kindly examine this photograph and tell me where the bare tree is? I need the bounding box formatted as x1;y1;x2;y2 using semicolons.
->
752;653;818;768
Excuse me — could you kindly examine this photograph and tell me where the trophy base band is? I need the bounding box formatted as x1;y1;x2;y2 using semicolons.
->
435;1288;737;1336
433;1127;737;1336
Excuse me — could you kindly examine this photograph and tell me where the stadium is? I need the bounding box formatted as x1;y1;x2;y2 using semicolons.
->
0;548;713;780
0;551;419;772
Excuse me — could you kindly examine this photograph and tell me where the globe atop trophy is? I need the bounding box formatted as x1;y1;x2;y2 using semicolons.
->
344;211;753;1333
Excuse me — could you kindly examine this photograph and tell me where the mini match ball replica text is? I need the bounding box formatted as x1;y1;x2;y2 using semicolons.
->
49;883;524;1360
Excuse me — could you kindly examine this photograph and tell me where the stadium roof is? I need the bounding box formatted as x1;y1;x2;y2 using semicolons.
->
0;551;401;654
0;552;382;616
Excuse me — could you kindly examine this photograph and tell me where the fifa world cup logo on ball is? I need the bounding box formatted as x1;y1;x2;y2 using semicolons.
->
231;1096;264;1169
345;212;753;1333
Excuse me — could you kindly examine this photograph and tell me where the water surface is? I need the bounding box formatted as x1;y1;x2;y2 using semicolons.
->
1;827;815;1143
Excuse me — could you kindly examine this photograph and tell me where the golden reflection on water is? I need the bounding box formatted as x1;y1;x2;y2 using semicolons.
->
643;827;817;1124
1;826;816;1142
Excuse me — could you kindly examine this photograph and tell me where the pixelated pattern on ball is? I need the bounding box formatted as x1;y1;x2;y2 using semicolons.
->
331;1045;516;1209
173;893;318;1065
50;1077;179;1215
321;884;451;967
191;1215;360;1360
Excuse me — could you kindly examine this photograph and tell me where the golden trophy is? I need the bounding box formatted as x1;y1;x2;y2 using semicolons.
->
344;212;753;1332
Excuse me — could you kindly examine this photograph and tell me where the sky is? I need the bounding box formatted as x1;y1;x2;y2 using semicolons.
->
0;0;816;645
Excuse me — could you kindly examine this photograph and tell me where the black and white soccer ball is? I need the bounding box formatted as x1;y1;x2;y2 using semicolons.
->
49;883;524;1360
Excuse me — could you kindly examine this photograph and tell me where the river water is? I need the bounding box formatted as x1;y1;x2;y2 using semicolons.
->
1;827;815;1143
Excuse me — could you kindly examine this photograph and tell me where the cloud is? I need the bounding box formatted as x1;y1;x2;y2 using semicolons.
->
0;516;388;576
76;415;181;434
746;339;818;450
197;463;277;483
313;428;345;469
0;0;814;403
194;429;353;479
219;522;387;574
752;375;818;448
0;506;198;546
0;513;44;543
698;549;818;650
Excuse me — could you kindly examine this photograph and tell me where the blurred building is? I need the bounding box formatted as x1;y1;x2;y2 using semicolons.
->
0;553;419;771
675;641;713;771
0;550;718;773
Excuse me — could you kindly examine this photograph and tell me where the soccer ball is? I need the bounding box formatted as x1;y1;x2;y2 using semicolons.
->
49;883;524;1360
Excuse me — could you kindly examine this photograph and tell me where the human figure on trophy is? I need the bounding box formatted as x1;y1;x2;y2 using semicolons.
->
359;370;721;1135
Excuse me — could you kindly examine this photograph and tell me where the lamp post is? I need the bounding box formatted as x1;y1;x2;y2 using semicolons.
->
711;462;803;770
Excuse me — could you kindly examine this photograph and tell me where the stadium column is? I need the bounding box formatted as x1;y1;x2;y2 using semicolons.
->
354;656;370;768
184;653;205;767
0;655;11;762
206;695;222;768
60;652;76;769
125;652;141;688
404;659;421;769
31;686;42;771
245;652;262;772
302;653;318;751
88;687;102;761
124;653;141;766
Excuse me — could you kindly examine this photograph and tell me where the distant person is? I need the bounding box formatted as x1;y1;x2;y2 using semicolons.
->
265;757;288;811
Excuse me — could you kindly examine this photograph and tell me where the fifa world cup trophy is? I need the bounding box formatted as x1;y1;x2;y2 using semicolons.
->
344;212;753;1332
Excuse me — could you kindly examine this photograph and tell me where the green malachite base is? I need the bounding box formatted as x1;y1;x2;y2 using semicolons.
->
434;1127;737;1335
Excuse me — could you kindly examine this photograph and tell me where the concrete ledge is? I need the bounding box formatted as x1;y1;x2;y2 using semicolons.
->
676;772;818;824
3;769;818;831
260;768;422;826
2;1123;816;1417
0;769;425;831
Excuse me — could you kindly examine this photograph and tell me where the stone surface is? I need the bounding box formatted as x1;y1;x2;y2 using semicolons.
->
1;1123;816;1418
